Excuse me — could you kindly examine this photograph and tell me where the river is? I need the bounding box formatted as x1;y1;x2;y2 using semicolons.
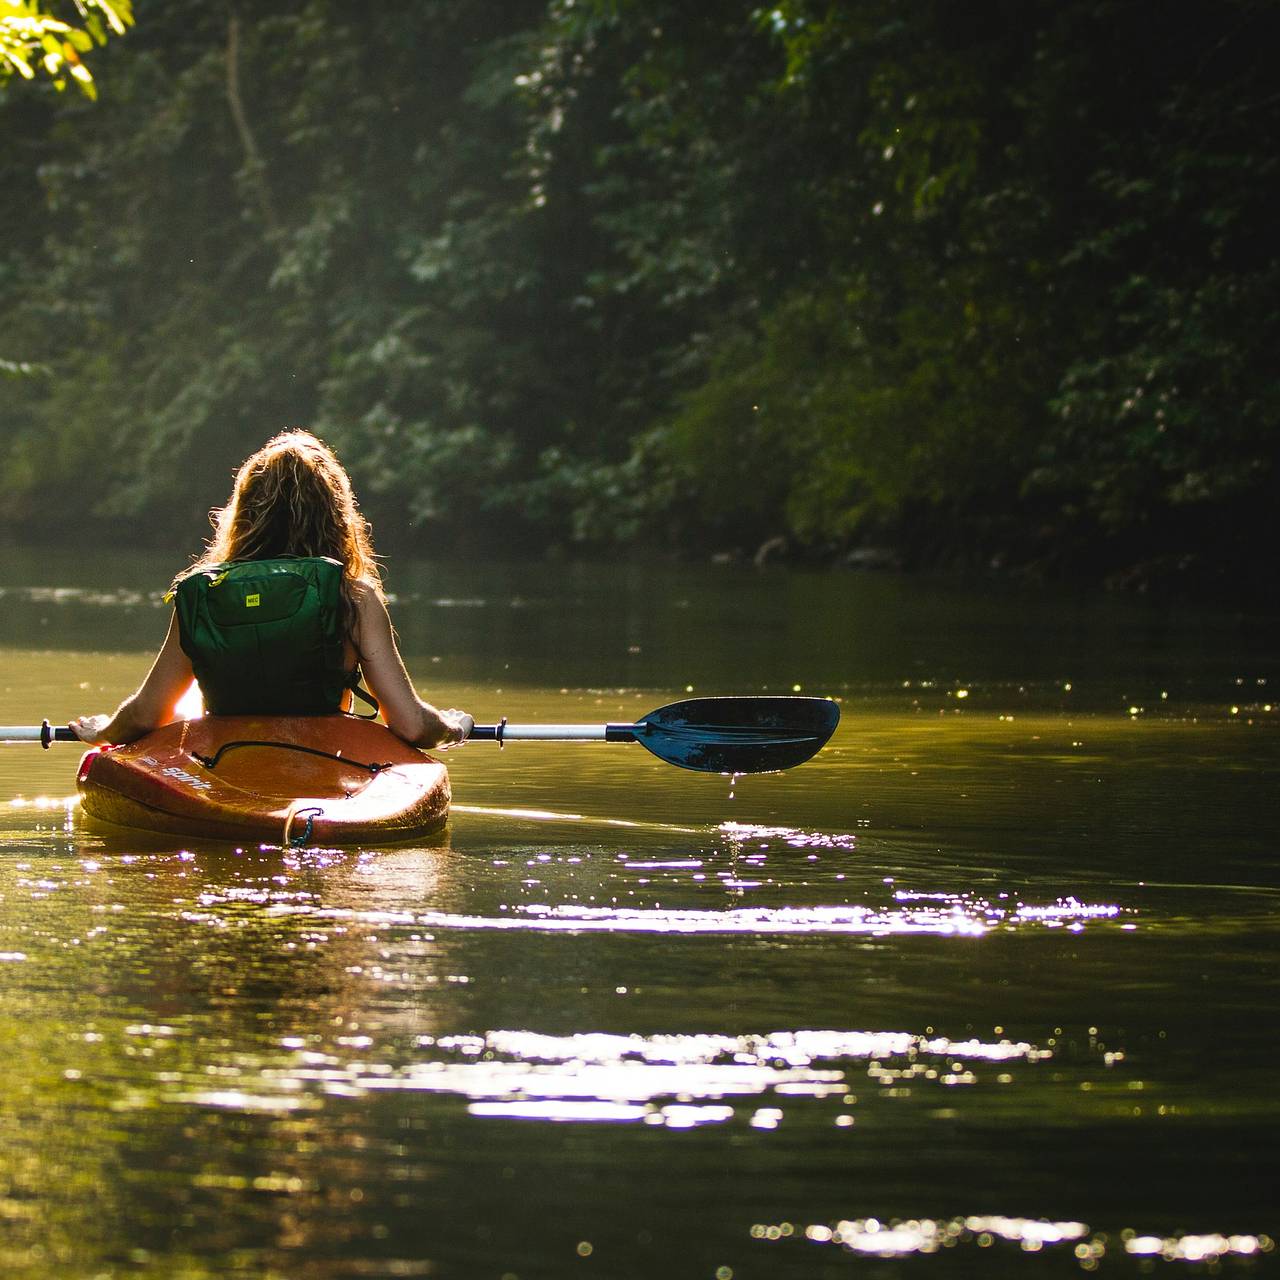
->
1;545;1277;1277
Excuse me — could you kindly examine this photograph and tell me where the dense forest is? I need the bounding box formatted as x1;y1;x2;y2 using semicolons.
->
2;0;1277;591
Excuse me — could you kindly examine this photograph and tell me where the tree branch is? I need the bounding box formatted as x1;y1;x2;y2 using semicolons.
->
225;11;280;239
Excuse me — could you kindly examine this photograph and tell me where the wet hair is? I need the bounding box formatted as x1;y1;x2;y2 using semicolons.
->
177;431;384;632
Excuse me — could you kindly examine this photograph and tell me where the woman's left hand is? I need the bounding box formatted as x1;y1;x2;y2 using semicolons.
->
440;709;474;747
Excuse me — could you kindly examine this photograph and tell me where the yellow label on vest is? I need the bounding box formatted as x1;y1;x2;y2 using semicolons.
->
245;593;261;608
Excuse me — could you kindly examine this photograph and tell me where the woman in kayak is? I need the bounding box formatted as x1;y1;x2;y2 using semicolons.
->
70;430;473;749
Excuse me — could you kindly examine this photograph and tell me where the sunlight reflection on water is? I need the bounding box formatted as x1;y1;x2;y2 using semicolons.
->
238;893;1127;936
753;1215;1275;1267
163;1025;1058;1123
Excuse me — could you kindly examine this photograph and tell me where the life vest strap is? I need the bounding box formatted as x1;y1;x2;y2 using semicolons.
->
348;676;381;720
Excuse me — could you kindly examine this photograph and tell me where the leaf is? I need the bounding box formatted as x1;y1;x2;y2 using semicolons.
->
92;0;132;37
68;59;94;97
0;46;36;78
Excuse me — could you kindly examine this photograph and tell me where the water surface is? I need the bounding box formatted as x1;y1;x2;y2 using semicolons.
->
1;548;1277;1276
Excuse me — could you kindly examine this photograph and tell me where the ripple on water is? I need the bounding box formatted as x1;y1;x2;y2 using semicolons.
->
0;585;151;607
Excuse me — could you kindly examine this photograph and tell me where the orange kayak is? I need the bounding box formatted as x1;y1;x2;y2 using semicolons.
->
77;715;449;845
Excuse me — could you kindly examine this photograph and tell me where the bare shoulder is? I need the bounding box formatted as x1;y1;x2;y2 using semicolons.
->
349;577;389;616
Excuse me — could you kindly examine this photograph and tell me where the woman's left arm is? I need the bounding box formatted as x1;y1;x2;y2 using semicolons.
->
352;583;472;749
70;613;195;745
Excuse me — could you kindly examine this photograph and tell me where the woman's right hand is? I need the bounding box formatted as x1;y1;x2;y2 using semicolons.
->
69;714;114;745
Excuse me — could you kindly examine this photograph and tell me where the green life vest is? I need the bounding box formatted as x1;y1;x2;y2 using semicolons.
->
171;557;354;716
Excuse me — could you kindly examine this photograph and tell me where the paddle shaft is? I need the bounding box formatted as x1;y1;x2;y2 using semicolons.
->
0;723;635;744
0;722;80;746
469;722;636;742
0;721;785;746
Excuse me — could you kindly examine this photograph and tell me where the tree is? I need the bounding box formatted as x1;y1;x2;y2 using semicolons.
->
1;0;1274;589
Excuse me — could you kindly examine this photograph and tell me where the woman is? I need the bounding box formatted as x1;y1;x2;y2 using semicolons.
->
70;431;473;749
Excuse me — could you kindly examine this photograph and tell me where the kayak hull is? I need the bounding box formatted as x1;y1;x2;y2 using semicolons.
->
77;716;450;845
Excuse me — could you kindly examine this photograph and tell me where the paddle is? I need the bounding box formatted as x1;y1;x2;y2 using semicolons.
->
468;696;840;773
2;696;840;774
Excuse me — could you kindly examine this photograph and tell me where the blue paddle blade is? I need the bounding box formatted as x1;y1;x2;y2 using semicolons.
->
631;696;840;774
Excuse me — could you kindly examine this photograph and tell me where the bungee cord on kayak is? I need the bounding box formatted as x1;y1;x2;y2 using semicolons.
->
186;738;393;776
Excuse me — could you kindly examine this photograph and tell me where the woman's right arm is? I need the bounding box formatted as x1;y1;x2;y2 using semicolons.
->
70;613;195;745
353;582;472;749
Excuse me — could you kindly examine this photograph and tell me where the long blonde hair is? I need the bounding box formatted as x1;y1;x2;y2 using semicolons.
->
179;431;384;630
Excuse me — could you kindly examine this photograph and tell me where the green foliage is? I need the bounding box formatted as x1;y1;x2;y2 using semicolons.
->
667;263;1049;555
1027;0;1280;574
0;0;1274;589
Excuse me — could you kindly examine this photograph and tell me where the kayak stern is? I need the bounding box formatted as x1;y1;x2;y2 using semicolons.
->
77;715;450;846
